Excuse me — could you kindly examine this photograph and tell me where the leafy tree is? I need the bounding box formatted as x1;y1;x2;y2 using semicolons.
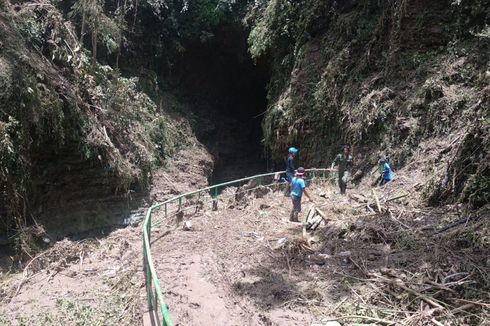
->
70;0;122;62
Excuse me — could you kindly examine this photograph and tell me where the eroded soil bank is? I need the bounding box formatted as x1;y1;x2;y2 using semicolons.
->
0;145;213;325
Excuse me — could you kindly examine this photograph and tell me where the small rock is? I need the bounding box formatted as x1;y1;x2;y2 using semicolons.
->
308;253;327;265
324;321;342;326
183;221;193;231
67;270;77;277
277;237;288;245
354;220;365;229
338;250;351;257
319;253;332;259
253;186;271;198
102;265;120;278
274;237;288;249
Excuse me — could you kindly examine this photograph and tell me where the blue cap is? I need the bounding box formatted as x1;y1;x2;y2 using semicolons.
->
288;147;298;154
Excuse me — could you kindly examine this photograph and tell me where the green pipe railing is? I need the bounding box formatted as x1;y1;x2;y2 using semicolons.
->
142;168;334;325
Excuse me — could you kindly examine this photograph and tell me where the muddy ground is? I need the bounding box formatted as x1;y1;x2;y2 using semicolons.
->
0;146;213;325
150;176;489;326
1;142;488;325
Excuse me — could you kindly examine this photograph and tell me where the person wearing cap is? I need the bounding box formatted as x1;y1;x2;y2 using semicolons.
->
378;155;393;185
286;147;298;183
331;145;353;195
284;147;298;196
289;167;313;222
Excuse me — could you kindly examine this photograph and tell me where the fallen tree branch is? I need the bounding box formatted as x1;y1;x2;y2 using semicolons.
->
368;273;444;310
432;215;483;236
431;318;445;326
22;251;48;277
451;303;475;314
425;280;458;295
337;315;396;325
454;299;490;308
384;193;409;203
388;210;409;229
315;207;330;222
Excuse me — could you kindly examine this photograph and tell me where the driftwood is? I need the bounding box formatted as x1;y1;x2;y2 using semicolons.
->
353;190;409;216
305;207;330;231
315;207;330;222
307;216;323;231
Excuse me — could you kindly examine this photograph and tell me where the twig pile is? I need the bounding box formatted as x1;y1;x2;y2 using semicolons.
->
329;205;490;326
337;266;490;325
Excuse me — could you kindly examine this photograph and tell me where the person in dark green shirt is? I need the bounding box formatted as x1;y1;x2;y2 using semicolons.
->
331;145;353;195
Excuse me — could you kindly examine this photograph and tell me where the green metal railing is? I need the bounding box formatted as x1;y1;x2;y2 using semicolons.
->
142;168;333;325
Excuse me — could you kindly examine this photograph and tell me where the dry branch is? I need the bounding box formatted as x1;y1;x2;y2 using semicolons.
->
372;188;383;214
337;315;396;325
315;207;330;222
385;193;409;202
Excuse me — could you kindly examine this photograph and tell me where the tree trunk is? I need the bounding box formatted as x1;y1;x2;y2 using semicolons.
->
80;11;86;44
116;0;127;68
132;0;138;31
91;27;97;62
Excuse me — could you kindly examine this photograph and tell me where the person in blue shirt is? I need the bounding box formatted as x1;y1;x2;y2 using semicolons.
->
378;156;393;185
290;167;314;222
284;147;298;196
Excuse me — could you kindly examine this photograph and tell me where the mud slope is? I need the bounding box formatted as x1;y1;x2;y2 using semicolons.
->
151;177;489;325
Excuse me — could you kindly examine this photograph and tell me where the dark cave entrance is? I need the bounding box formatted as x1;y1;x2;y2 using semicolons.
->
170;25;270;184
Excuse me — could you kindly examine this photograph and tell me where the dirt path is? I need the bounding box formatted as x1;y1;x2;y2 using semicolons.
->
151;185;333;325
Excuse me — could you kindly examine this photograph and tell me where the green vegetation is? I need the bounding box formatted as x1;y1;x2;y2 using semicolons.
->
2;296;132;326
247;0;489;206
0;3;176;237
0;0;489;325
1;0;246;239
0;0;488;245
70;0;122;60
396;231;425;251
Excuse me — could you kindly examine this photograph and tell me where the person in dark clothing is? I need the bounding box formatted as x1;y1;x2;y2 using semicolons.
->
284;147;298;196
286;147;298;182
331;145;353;195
